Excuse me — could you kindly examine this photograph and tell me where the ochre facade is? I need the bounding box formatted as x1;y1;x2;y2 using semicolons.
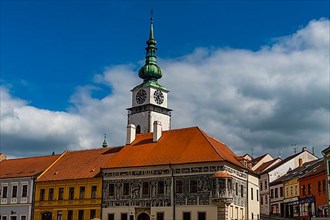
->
34;178;102;220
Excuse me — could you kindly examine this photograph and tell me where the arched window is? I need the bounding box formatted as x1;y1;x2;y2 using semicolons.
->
136;125;141;134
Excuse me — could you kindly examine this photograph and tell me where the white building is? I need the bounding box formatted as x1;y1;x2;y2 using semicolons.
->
101;18;260;220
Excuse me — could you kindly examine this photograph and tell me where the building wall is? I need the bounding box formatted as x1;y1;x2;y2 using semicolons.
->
299;172;327;217
323;148;330;213
284;178;299;199
247;174;260;220
0;177;34;220
269;183;284;216
34;178;102;220
259;173;269;216
102;162;248;220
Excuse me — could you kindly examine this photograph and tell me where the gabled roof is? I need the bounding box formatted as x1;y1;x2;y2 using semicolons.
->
261;149;315;175
270;159;321;185
251;153;270;165
0;154;61;179
254;158;281;174
299;158;325;179
36;147;121;182
105;127;243;169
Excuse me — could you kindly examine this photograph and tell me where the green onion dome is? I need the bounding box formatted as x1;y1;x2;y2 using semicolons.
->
138;17;163;81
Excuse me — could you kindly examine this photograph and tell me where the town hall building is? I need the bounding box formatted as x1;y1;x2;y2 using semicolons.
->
101;18;260;220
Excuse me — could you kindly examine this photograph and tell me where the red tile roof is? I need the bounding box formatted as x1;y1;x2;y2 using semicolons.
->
0;154;61;179
36;147;121;182
254;158;281;174
105;127;243;169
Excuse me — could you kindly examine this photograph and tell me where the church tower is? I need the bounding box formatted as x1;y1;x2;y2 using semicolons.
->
127;17;171;134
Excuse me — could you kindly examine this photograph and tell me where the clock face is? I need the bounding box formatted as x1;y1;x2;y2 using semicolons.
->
154;90;164;104
136;89;147;104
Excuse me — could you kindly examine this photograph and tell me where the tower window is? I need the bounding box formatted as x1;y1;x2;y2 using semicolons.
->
136;125;141;134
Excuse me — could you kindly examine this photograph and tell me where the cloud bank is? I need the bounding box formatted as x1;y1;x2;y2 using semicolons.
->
1;18;329;158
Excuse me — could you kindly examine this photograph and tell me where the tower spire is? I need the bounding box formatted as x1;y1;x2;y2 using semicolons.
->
102;133;108;148
138;12;162;82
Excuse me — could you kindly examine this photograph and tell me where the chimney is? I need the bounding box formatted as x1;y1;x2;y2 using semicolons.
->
126;124;136;145
153;121;162;142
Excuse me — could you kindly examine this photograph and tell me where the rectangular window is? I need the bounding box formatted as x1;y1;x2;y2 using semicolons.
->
58;187;64;200
79;186;85;199
109;184;115;196
270;189;274;198
275;188;278;198
10;217;17;220
318;181;321;192
69;187;74;200
90;209;96;219
323;179;326;191
265;181;267;189
265;195;268;204
22;185;28;197
158;181;165;194
189;180;197;193
295;185;298;195
108;214;114;220
156;212;164;220
280;187;284;197
251;188;254;200
241;185;244;197
121;213;128;220
183;212;191;220
12;185;17;197
123;183;129;195
261;195;263;205
20;216;26;220
236;183;238;196
2;186;8;198
198;212;206;220
260;182;263;191
91;186;97;199
308;184;311;194
302;185;306;196
40;189;45;201
57;211;63;220
48;188;54;200
67;210;73;220
176;180;183;193
78;210;84;220
257;189;259;201
2;216;8;220
142;182;149;195
290;186;293;196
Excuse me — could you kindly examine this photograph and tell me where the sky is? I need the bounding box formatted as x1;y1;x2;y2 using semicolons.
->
1;0;329;159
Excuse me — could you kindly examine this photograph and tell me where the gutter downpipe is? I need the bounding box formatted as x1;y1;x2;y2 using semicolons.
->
169;163;175;220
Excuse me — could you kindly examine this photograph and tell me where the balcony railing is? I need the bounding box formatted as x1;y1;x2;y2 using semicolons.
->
211;189;233;204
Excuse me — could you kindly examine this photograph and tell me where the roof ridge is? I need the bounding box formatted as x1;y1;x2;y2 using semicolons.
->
197;128;226;161
0;153;62;161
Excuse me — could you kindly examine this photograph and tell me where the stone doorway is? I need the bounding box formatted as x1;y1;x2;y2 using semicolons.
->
137;213;150;220
41;212;52;220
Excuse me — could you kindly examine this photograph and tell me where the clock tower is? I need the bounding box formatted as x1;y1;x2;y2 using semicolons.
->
127;17;172;134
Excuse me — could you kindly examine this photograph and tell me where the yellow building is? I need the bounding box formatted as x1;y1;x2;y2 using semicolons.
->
284;178;299;199
34;147;120;220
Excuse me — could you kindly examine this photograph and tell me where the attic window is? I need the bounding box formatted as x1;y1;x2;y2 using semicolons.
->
91;168;95;172
54;171;59;175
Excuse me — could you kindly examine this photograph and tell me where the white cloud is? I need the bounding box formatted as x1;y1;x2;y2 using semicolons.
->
1;18;329;158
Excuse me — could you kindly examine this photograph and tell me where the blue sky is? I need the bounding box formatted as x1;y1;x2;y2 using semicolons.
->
1;1;329;158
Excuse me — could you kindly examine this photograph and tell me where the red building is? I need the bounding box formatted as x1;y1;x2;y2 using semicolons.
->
299;159;327;219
